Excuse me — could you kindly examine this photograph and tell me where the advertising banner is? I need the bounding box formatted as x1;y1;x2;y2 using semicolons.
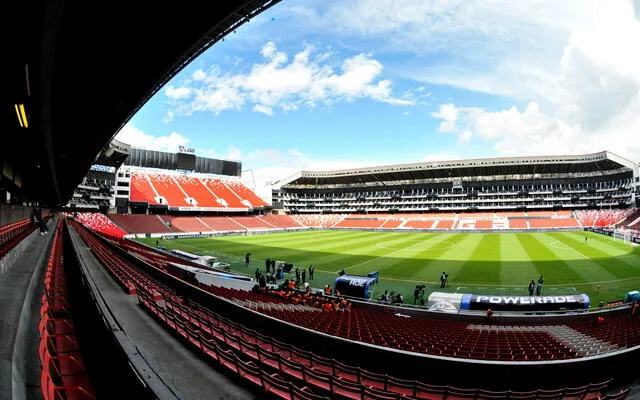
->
461;293;589;311
427;292;464;312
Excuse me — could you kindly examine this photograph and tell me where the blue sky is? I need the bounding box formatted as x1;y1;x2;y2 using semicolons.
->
116;0;640;198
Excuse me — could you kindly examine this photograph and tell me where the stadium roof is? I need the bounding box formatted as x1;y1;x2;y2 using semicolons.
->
1;0;279;206
276;151;638;187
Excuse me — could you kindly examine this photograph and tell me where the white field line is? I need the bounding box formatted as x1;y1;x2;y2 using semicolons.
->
549;240;591;260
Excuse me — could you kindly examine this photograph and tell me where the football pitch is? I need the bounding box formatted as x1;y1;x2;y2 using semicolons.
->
137;230;640;306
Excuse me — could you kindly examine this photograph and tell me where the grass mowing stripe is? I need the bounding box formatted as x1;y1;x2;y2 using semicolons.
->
538;233;617;283
456;234;501;283
342;233;441;272
138;230;640;303
547;232;640;279
515;233;583;285
343;234;451;276
499;233;538;285
413;234;478;283
205;231;377;260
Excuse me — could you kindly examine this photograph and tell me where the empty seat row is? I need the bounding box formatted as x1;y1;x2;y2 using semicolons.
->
39;220;96;400
72;212;128;239
138;289;618;400
0;217;39;259
129;172;267;209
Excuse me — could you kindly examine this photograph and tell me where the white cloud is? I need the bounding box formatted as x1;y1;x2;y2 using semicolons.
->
114;124;190;152
165;86;192;100
192;69;206;81
390;0;640;162
164;41;412;118
431;103;458;133
431;100;640;159
162;111;175;124
252;104;274;116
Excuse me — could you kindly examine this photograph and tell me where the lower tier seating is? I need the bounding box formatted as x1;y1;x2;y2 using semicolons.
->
73;212;128;238
0;217;38;259
40;220;96;400
575;209;634;227
261;214;305;228
108;214;172;234
71;224;630;399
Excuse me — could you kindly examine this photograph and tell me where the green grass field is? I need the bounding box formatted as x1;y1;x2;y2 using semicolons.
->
137;230;640;306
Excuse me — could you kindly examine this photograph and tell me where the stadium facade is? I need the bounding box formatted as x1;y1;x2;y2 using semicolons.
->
272;151;639;214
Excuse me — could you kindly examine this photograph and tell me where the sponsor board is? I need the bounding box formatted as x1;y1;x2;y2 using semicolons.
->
463;293;589;311
161;233;215;240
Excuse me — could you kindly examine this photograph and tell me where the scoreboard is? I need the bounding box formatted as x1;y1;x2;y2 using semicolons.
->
177;152;196;170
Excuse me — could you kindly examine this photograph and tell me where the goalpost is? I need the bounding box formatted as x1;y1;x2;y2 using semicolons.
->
614;228;632;245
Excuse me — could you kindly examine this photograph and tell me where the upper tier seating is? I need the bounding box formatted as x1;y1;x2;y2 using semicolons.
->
74;213;128;238
173;175;220;207
108;214;171;234
202;178;249;209
129;173;158;204
575;209;634;227
129;172;268;210
226;181;269;208
147;174;192;207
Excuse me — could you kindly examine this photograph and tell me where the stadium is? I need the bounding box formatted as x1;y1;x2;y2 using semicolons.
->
2;1;640;400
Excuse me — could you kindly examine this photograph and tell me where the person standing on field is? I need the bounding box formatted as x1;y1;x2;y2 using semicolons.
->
528;280;535;296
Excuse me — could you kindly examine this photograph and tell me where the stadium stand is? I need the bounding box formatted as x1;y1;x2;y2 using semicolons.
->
226;180;269;208
273;152;635;215
260;214;305;229
575;209;634;227
70;222;630;398
0;218;39;260
129;172;160;204
103;211;592;235
231;216;274;230
72;213;128;239
335;219;387;229
39;220;96;400
202;178;247;209
129;171;268;211
147;174;192;207
158;215;211;233
199;216;246;232
528;218;581;229
108;214;171;234
618;209;640;230
255;307;640;361
291;214;346;227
